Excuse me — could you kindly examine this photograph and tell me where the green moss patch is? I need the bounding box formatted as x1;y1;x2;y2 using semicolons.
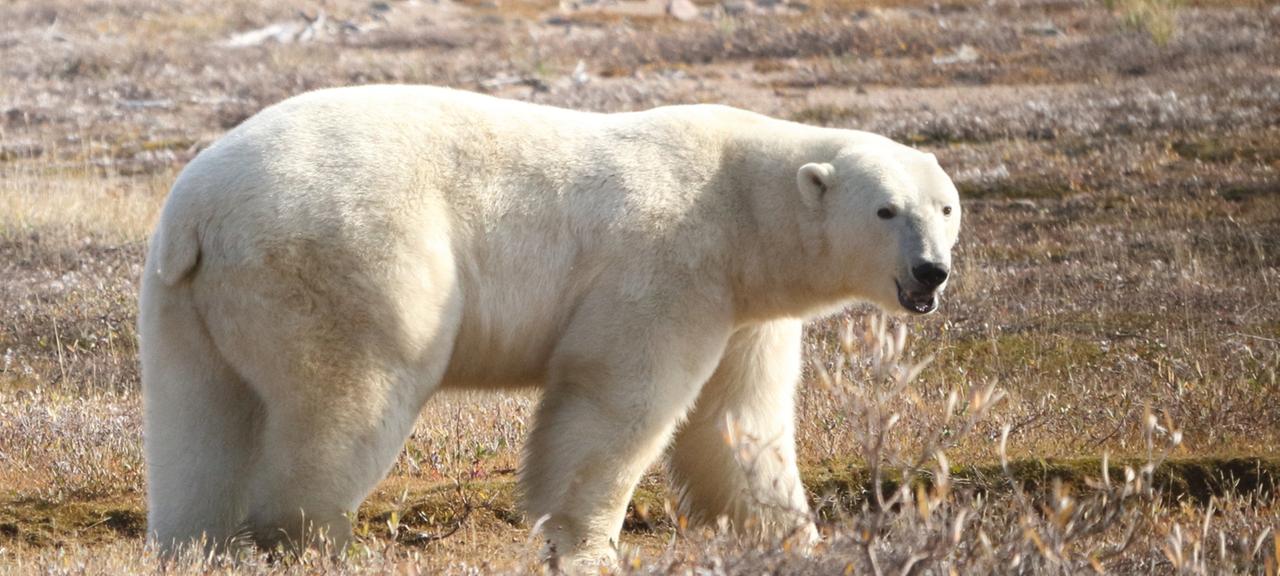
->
944;332;1107;375
1220;181;1279;203
0;496;144;548
1172;135;1280;165
359;473;673;543
3;457;1273;549
806;456;1280;510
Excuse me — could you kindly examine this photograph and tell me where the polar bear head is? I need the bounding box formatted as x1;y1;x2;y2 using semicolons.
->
796;145;961;315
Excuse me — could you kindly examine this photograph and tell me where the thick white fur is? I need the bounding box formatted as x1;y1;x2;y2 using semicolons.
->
139;85;961;564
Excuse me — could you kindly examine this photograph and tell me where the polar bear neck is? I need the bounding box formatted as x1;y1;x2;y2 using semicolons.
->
717;122;884;323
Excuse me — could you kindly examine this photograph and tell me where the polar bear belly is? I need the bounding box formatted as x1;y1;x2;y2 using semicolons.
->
437;225;590;390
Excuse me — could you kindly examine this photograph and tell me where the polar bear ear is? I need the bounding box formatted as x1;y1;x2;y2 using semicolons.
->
797;162;835;208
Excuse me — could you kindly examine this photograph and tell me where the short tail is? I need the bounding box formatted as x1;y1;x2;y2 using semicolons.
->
148;189;201;286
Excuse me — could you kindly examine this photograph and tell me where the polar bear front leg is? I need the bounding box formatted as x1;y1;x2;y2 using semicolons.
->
667;319;816;543
521;303;731;567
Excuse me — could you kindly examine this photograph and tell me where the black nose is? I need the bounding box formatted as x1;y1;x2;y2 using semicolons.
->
912;262;949;289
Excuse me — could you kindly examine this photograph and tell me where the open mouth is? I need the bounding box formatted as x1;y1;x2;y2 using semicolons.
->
895;280;938;315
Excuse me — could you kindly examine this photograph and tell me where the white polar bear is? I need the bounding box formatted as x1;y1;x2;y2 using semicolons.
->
139;85;961;564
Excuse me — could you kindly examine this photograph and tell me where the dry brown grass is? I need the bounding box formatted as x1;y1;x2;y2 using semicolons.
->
1;0;1277;572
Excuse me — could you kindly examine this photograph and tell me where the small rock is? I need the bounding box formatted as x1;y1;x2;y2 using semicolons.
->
570;60;590;86
667;0;699;20
617;0;668;18
1026;22;1061;36
954;164;1008;184
932;44;978;66
296;10;326;43
1010;199;1039;211
222;22;305;47
5;107;28;125
721;0;751;15
220;11;327;47
479;74;549;93
120;99;174;110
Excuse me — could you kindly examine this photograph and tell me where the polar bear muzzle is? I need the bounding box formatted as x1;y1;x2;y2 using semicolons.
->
895;261;949;314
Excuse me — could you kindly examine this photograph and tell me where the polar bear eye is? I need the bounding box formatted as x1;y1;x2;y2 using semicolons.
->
942;206;953;216
876;207;895;220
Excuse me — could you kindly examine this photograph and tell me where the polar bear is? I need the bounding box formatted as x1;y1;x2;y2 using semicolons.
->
139;85;960;564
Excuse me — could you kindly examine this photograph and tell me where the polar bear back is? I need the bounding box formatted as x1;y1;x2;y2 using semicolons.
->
187;85;755;251
157;86;760;389
154;85;913;390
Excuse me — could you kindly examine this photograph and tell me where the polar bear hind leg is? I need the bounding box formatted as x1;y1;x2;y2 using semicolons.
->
141;275;264;556
146;221;461;555
667;319;817;542
203;251;462;555
240;361;440;554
